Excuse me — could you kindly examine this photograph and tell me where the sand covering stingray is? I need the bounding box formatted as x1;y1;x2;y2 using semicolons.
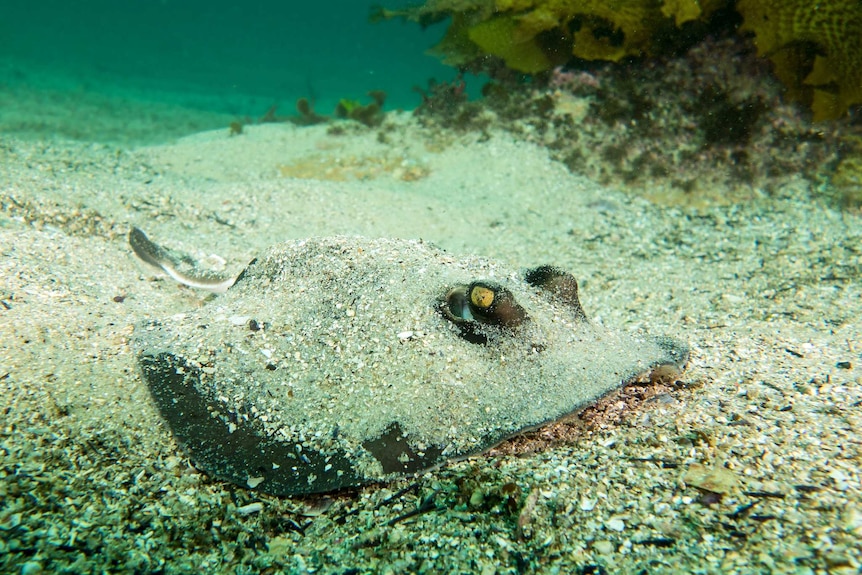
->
132;231;688;495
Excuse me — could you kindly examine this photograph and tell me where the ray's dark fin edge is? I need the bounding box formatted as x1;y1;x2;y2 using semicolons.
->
139;349;361;495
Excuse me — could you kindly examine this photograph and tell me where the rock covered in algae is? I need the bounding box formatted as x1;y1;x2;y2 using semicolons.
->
738;0;862;120
378;0;862;119
374;0;728;71
135;236;688;495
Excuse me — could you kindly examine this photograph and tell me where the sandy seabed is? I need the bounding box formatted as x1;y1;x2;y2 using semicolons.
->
1;113;860;574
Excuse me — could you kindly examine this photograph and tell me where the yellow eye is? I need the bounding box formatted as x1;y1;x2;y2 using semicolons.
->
470;285;495;309
467;281;527;328
439;281;528;344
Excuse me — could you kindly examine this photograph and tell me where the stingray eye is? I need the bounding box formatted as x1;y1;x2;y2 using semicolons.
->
440;281;527;343
470;284;496;309
441;285;473;323
466;281;527;328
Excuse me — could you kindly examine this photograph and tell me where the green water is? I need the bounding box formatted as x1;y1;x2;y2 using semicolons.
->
0;0;454;144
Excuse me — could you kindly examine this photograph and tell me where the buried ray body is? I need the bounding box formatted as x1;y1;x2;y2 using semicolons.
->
131;228;688;495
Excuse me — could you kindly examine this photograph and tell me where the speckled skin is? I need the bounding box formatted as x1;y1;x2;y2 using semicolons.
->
134;236;688;495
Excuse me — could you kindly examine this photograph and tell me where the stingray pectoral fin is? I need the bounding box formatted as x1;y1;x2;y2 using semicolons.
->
139;349;362;495
634;336;690;385
653;335;690;369
129;227;236;293
362;422;444;476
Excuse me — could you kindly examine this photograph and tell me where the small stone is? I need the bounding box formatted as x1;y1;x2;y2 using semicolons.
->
606;516;625;532
830;469;850;491
267;535;293;557
683;462;739;495
842;505;862;536
593;540;614;555
823;551;852;568
388;527;404;545
236;502;264;515
469;488;484;507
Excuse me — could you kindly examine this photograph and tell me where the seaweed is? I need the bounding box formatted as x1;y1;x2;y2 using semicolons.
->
376;0;862;118
292;97;327;126
374;0;729;71
737;0;862;120
228;92;387;135
334;91;388;127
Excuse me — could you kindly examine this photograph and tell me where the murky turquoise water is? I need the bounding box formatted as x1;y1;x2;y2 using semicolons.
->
0;0;455;142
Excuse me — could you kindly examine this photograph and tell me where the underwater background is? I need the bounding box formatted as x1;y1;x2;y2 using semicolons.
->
2;1;862;573
1;0;455;143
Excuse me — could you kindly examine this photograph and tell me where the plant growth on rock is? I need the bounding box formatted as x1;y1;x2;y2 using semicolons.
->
375;0;862;119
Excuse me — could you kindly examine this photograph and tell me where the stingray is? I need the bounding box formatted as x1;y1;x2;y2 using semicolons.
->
130;228;688;496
